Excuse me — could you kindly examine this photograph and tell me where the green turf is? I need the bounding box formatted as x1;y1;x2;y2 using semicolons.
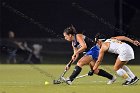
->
0;64;140;93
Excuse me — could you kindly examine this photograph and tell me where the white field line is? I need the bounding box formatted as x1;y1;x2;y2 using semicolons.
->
0;80;123;84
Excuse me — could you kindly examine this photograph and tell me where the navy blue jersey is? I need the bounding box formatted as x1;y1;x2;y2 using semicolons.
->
72;34;95;52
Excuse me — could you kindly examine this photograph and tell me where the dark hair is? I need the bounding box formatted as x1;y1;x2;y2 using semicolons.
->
63;25;77;35
94;33;106;43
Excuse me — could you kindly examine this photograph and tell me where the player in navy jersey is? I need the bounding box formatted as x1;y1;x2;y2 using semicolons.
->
62;25;116;85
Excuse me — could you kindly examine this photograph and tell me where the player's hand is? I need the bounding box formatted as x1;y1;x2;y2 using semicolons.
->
72;53;79;61
72;54;76;61
133;40;140;46
88;70;94;76
65;64;70;70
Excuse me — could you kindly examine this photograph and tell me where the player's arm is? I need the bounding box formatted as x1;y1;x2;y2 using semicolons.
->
93;43;108;71
23;42;32;53
93;48;105;70
14;41;25;50
72;44;79;61
112;36;140;46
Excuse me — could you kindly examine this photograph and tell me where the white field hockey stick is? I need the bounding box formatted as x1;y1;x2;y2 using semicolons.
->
76;74;88;79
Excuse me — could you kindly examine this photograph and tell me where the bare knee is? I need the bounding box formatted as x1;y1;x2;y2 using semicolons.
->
77;61;85;67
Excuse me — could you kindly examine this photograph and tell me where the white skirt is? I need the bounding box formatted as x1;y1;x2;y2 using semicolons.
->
118;43;134;61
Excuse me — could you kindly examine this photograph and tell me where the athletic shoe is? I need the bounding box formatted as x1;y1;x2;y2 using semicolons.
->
107;76;117;84
122;80;131;86
60;77;72;85
65;78;72;85
130;76;139;85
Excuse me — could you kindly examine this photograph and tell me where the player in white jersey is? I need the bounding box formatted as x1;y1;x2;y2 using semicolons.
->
104;39;135;61
92;33;140;85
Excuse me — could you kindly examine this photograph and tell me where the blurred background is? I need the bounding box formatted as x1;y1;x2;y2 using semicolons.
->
0;0;140;64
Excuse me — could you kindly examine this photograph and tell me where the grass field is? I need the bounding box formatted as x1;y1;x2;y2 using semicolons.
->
0;64;140;93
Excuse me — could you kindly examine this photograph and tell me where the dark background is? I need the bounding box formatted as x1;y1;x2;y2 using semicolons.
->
0;0;140;64
1;0;116;38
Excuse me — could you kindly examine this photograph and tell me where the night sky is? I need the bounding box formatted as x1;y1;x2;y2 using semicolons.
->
1;0;140;39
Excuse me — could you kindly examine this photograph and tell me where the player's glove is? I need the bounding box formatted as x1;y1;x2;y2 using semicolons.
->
88;70;94;76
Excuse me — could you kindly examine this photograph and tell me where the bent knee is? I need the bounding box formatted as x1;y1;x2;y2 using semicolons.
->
77;61;86;67
77;63;84;67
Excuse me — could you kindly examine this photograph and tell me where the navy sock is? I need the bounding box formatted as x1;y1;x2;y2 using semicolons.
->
69;66;82;81
98;69;113;80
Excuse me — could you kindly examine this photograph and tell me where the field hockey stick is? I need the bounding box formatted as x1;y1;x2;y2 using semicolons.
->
53;59;74;84
76;74;88;79
60;69;67;78
53;70;67;84
60;59;74;77
66;59;74;70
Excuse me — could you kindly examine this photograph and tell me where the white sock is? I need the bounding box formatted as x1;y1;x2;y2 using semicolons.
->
116;68;131;81
122;65;135;79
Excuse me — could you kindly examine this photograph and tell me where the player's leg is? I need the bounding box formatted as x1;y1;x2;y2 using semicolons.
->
13;50;17;64
6;53;12;64
65;55;93;85
114;58;132;85
90;61;116;84
122;65;139;84
116;46;139;85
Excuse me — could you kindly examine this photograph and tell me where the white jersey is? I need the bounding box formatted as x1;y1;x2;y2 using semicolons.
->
105;39;134;61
